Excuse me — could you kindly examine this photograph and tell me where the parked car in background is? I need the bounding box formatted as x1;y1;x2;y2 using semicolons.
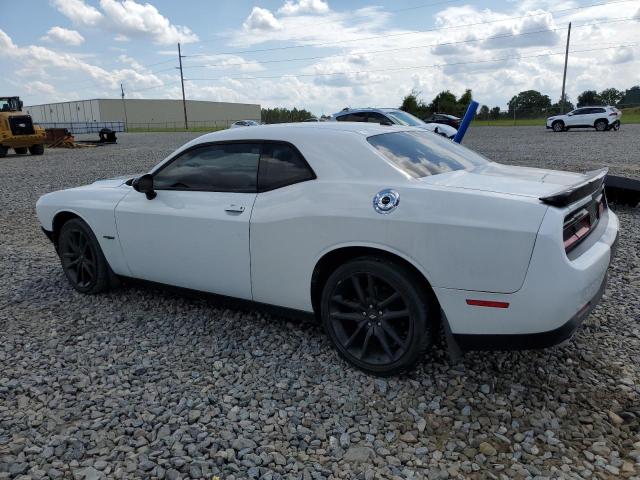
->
546;106;621;132
331;107;458;139
303;117;319;122
423;113;461;129
230;120;260;128
36;122;618;375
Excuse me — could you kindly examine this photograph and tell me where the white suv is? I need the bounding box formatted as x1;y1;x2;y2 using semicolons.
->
546;106;622;132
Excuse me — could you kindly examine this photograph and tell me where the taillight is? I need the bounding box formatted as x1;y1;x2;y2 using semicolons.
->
563;192;606;253
609;112;618;116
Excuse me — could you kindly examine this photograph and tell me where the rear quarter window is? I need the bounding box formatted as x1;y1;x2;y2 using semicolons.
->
367;131;488;178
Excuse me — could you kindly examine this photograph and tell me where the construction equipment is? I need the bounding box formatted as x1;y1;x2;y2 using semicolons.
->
0;96;46;157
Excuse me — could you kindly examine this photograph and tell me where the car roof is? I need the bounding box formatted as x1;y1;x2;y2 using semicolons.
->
333;107;401;116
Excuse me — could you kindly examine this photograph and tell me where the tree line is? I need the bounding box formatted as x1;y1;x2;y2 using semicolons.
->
401;85;640;120
260;85;640;123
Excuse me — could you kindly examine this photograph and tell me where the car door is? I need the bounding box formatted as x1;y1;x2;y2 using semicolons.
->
114;142;260;299
566;108;586;126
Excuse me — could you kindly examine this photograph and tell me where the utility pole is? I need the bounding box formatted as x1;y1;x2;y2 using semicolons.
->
178;42;188;130
120;83;128;132
560;22;572;114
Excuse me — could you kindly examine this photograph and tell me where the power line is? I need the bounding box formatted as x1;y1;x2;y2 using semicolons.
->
185;0;637;58
183;43;639;82
182;17;633;70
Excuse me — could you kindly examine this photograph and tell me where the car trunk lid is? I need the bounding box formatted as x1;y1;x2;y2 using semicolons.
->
421;162;603;202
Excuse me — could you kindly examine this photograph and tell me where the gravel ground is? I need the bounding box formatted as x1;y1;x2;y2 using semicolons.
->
1;126;639;480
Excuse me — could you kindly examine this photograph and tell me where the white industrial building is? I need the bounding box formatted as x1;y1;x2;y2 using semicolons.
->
25;98;261;128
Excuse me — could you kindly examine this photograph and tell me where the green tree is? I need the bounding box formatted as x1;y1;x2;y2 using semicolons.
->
508;90;552;118
576;90;602;107
490;106;501;119
479;105;490;119
621;85;640;107
399;91;424;117
598;88;624;106
261;107;314;123
458;89;473;108
551;94;574;114
428;90;459;114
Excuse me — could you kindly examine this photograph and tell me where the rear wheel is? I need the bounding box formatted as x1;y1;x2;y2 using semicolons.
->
58;218;112;294
14;147;28;154
552;121;565;132
29;144;45;155
595;119;608;131
0;146;8;158
321;257;433;376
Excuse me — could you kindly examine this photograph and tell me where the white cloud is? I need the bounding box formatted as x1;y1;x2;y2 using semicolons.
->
99;0;199;44
243;7;282;31
24;81;57;95
51;0;104;26
41;26;85;46
278;0;329;16
609;46;634;64
50;0;198;45
0;28;164;97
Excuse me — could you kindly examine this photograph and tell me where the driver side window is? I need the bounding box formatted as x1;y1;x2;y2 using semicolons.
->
153;143;260;192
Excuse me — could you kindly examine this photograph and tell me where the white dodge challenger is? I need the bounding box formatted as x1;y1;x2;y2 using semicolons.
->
36;123;619;375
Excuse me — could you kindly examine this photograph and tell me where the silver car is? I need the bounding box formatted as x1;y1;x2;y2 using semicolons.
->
330;107;458;138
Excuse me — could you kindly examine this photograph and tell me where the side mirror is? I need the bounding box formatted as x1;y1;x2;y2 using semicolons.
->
567;112;573;116
132;173;156;200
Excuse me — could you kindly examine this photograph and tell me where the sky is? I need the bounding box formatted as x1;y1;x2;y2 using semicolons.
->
1;0;638;115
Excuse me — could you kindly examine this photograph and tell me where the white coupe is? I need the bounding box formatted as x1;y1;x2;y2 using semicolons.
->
36;123;619;375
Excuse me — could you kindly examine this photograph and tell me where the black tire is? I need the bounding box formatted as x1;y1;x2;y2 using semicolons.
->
321;256;433;376
611;121;621;131
595;119;608;132
14;147;28;154
57;218;112;294
29;144;45;155
0;146;8;158
552;120;564;132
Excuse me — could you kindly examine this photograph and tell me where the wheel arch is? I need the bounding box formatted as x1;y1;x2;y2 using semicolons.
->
51;210;85;248
594;117;609;127
310;245;441;320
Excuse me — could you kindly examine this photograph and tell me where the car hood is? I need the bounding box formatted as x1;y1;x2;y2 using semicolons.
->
421;162;588;199
91;174;138;188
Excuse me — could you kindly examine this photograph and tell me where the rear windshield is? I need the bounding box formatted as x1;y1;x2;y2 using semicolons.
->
367;130;488;178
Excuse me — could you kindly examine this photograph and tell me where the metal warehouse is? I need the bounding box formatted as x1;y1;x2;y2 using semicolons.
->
24;98;261;129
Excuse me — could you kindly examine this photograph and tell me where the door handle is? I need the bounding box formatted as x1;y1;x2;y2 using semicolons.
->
225;204;245;213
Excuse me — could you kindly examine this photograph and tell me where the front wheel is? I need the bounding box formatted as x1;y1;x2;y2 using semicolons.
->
321;257;433;376
552;121;565;132
58;218;112;294
29;144;45;155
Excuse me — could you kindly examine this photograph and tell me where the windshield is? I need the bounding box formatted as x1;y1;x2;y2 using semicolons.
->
0;98;20;112
384;110;425;126
367;130;489;178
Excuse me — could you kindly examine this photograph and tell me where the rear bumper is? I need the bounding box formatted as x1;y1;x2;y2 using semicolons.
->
453;268;610;351
436;207;619;350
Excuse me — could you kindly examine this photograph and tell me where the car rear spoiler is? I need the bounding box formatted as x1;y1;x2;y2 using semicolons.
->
539;168;608;207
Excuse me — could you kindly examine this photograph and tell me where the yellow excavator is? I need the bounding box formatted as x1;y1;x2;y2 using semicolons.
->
0;96;46;157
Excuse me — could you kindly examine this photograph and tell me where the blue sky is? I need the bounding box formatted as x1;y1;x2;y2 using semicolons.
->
1;0;638;115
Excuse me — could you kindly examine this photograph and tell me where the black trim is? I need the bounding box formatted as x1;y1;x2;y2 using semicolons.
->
540;168;608;207
453;252;614;352
41;227;54;243
148;140;316;194
115;276;317;323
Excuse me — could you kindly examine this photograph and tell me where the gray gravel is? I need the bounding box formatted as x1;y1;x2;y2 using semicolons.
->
1;126;639;479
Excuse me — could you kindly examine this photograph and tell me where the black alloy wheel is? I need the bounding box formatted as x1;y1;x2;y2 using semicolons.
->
552;121;564;132
321;257;432;376
58;218;112;293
